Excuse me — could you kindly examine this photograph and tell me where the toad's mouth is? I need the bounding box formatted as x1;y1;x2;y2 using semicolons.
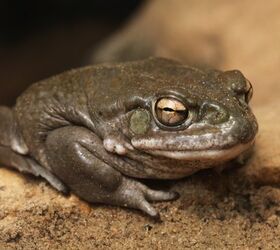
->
139;140;254;162
130;118;257;162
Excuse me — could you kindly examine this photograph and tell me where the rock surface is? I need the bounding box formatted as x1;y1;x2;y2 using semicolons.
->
241;103;280;184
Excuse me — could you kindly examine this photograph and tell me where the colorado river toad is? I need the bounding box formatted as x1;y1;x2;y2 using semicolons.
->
0;58;258;218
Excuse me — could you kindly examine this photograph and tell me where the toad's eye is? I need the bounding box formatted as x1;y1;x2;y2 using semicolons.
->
155;98;188;126
245;79;253;103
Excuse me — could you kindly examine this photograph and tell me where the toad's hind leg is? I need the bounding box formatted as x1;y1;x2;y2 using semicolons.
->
45;126;178;217
0;106;68;193
45;126;124;203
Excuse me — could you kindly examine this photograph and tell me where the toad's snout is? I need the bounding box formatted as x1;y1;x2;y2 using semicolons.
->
230;116;258;144
199;101;258;144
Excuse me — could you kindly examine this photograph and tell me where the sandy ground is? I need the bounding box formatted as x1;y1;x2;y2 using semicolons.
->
1;0;280;249
1;171;280;250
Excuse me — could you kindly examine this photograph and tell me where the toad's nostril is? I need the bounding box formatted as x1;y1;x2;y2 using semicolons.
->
200;102;229;125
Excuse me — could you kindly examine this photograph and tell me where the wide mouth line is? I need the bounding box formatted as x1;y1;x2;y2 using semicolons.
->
146;140;254;153
131;133;238;151
143;143;236;152
142;140;255;161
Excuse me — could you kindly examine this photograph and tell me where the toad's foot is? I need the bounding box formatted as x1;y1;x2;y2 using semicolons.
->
111;177;179;218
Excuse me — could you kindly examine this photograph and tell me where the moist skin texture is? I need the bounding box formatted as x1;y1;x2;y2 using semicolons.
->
0;57;258;218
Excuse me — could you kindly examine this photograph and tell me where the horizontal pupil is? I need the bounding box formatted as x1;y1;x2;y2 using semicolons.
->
163;107;174;112
161;108;187;115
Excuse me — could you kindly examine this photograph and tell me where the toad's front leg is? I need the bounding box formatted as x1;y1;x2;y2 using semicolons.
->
45;126;178;218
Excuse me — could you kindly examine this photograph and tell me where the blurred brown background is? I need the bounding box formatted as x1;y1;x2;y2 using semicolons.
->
2;0;279;107
0;0;143;105
2;0;280;107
